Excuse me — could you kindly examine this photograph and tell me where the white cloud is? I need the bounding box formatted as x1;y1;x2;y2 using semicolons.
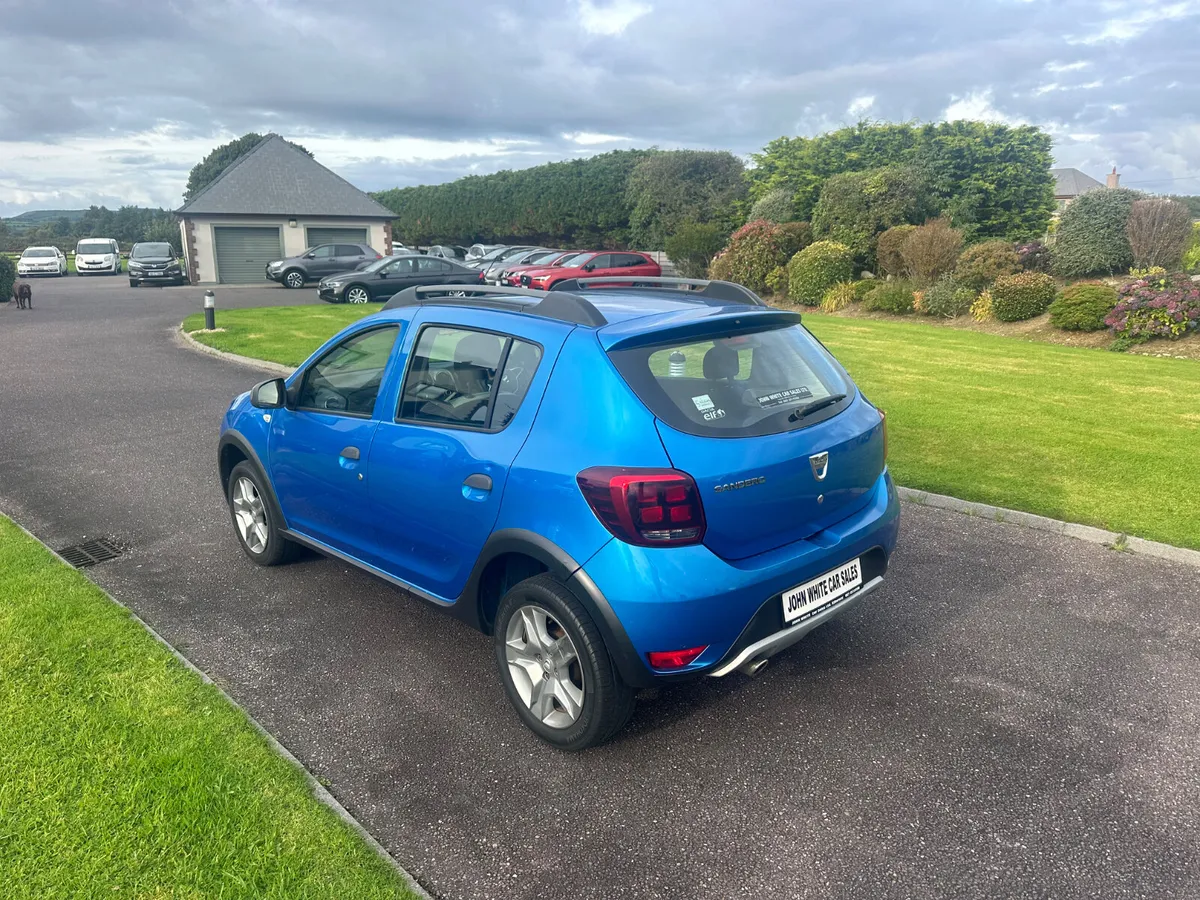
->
577;0;652;36
562;131;634;144
943;89;1026;125
1045;60;1089;73
847;95;875;117
1070;0;1199;44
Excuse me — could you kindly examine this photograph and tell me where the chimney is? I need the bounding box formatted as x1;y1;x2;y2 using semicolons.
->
1107;166;1120;189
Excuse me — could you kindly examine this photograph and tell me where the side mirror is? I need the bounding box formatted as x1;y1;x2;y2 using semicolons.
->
582;264;595;272
250;378;287;409
304;252;315;259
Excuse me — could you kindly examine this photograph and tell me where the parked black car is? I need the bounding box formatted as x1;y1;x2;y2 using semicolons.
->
317;254;482;304
128;242;186;286
266;243;380;288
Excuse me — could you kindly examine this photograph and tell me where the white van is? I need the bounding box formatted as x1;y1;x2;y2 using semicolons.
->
75;238;122;275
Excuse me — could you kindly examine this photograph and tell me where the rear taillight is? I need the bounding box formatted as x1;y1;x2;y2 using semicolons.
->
879;409;888;462
577;467;706;547
477;270;486;283
375;252;383;259
647;646;707;671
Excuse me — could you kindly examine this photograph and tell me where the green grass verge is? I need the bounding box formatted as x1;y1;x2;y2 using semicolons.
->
184;306;374;367
181;305;1200;549
0;516;418;899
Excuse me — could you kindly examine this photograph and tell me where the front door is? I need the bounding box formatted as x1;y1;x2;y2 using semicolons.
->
269;324;402;554
305;244;341;277
365;314;560;600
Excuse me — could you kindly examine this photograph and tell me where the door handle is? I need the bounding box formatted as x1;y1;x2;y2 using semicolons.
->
463;473;492;491
340;446;360;460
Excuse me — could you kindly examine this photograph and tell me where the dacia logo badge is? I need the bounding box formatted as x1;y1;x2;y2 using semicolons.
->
809;452;829;482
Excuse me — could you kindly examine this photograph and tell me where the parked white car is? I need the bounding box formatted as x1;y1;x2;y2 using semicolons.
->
17;246;68;277
75;238;122;275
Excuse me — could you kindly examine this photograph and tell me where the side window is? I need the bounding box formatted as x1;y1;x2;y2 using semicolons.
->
491;340;544;429
416;257;444;273
309;245;334;259
336;244;363;257
386;257;416;275
295;326;400;416
619;253;647;268
588;254;612;269
398;327;515;428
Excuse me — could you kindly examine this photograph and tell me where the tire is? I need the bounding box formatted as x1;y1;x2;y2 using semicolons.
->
129;280;138;288
494;574;635;751
226;461;297;566
344;284;371;304
282;269;305;289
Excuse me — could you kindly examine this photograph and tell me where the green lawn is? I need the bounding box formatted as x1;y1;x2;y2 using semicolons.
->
183;305;1200;549
185;306;374;367
0;516;418;899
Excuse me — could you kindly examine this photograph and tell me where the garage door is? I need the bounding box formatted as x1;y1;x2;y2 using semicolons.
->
305;227;369;249
213;226;282;284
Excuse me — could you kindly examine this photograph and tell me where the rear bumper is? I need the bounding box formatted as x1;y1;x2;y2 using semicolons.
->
581;469;900;687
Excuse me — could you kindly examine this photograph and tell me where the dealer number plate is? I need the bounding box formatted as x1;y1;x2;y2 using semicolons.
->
782;558;862;624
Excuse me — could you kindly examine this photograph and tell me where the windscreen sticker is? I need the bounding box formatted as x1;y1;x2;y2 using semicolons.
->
756;386;813;408
691;394;715;411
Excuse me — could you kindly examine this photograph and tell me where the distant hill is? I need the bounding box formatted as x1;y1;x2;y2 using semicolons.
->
6;209;89;230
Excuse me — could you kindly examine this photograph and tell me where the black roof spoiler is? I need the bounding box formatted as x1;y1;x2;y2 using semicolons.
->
549;276;769;307
379;284;607;327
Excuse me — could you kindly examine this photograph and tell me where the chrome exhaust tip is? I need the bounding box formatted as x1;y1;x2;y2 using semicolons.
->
739;657;769;677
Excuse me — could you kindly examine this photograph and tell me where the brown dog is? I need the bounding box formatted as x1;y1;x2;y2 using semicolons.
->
13;282;32;309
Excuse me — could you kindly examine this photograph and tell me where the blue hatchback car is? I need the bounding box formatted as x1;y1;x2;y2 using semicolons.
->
218;277;900;749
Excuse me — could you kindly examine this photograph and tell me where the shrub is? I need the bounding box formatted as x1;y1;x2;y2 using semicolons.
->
748;187;796;224
708;249;732;281
708;219;789;293
900;219;964;284
1183;222;1200;272
990;272;1058;322
862;280;917;315
1126;198;1193;269
1016;240;1052;273
785;240;854;306
921;275;977;318
1048;281;1119;331
1106;272;1200;345
811;165;937;269
954;240;1021;291
851;279;876;300
0;254;15;304
819;281;858;314
971;289;994;322
765;265;789;296
1053;187;1140;277
777;221;813;258
665;221;728;278
876;225;916;277
1128;266;1167;282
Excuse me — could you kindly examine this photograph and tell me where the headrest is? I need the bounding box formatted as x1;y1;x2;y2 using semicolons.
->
455;332;502;367
703;342;739;380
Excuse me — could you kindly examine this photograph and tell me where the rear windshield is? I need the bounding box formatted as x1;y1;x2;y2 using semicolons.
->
77;241;114;254
609;323;852;437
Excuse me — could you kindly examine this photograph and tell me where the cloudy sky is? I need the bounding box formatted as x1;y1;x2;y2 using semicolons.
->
1;0;1198;217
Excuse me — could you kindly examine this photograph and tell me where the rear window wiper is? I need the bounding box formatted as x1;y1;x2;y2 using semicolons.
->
788;393;846;423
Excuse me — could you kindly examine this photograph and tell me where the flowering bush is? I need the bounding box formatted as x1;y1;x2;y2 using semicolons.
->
1106;272;1200;345
707;220;789;294
1016;240;1053;273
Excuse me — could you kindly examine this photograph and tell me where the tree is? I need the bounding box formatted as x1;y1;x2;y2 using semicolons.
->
624;150;746;249
1126;198;1193;269
748;187;796;223
810;165;937;269
1053;188;1141;277
747;121;1055;240
142;216;182;251
184;133;312;202
53;216;72;237
664;222;727;278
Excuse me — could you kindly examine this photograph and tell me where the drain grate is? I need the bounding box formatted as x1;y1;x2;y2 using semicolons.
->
59;539;124;568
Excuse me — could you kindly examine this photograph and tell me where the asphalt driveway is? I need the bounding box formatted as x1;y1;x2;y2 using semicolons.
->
2;275;1199;900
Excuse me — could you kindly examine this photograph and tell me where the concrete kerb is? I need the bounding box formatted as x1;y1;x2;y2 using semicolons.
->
175;325;295;378
3;513;435;900
171;329;1200;571
897;487;1200;569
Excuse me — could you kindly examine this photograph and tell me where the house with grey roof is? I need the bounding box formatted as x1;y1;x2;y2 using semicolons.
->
176;134;396;284
1050;167;1119;213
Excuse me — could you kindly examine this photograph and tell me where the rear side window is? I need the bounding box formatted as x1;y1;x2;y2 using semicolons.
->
609;324;852;437
335;244;363;256
398;327;542;430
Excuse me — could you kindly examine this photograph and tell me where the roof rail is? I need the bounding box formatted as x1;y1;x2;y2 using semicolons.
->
549;276;768;307
379;283;607;327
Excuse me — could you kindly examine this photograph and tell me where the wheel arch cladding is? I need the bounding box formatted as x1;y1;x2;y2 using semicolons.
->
218;431;289;530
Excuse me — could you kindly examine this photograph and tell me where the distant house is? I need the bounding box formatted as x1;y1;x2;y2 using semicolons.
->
1051;166;1120;212
176;134;396;284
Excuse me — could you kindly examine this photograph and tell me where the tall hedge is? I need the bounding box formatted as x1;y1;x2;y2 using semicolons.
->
375;149;657;247
1052;188;1141;277
626;150;745;248
748;121;1056;240
811;165;937;269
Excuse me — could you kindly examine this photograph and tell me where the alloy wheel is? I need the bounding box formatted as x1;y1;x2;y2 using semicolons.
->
346;286;370;304
231;476;269;554
285;271;305;289
505;604;586;729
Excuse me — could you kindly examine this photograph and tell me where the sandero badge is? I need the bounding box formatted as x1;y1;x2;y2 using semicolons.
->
714;476;767;493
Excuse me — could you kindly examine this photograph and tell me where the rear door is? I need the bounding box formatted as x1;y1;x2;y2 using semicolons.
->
335;243;371;271
363;310;568;600
606;321;885;561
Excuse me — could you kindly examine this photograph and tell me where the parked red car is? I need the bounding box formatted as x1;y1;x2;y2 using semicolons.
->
521;251;661;290
501;250;578;286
